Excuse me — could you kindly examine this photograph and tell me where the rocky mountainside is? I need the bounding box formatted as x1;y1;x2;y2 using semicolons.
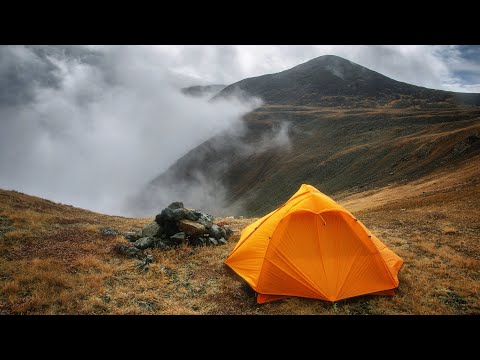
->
130;55;480;217
213;55;480;107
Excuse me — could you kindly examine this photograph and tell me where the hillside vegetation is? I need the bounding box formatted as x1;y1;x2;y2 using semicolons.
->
137;105;480;217
1;155;478;314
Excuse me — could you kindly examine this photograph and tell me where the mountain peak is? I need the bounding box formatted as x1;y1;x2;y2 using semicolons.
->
214;55;480;107
298;54;353;65
285;54;364;80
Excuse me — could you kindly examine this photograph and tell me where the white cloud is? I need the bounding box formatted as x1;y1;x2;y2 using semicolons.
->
0;46;260;215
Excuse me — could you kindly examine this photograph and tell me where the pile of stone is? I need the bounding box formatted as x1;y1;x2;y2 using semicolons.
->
100;227;118;236
122;201;233;252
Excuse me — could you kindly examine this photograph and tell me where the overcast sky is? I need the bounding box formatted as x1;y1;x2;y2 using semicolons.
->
0;45;478;215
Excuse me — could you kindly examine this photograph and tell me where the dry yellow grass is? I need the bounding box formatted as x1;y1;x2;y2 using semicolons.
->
1;156;479;314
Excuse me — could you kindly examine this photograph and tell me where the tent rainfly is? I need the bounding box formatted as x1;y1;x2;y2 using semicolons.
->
225;184;403;304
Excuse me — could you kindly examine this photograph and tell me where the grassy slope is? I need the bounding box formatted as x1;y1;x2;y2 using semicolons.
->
228;106;480;216
1;154;479;314
145;105;480;217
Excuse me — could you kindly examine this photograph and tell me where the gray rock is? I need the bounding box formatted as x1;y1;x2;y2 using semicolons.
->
113;243;142;258
148;203;224;247
197;213;214;228
134;237;154;250
100;227;118;236
208;224;226;240
168;201;184;209
177;219;206;237
155;207;173;223
159;207;188;222
218;237;227;245
169;232;186;245
124;231;142;242
126;247;142;258
154;212;164;224
172;208;189;220
185;210;202;221
142;221;162;238
189;236;207;246
161;220;180;237
220;227;227;239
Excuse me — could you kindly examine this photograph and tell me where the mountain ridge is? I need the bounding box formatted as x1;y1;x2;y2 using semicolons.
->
213;55;480;107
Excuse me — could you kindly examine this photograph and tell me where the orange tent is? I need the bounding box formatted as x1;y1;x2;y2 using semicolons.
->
224;184;403;304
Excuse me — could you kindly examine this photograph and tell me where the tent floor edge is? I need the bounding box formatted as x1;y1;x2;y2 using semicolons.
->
257;293;291;304
370;288;397;296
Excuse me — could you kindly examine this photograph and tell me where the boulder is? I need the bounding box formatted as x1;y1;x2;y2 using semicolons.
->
142;221;162;238
113;243;142;258
168;201;184;210
123;231;142;242
134;237;154;250
208;224;226;240
100;227;118;236
220;227;227;239
185;210;202;221
197;213;214;228
189;236;207;246
169;232;186;245
158;207;189;222
178;219;206;237
172;208;189;220
155;208;171;223
162;221;181;237
141;202;228;249
154;213;163;224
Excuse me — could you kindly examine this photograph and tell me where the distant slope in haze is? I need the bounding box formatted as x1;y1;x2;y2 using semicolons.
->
181;84;226;99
